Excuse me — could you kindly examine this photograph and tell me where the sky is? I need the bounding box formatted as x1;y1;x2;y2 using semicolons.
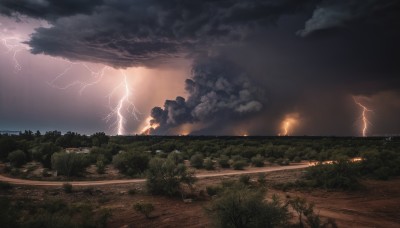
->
0;0;399;136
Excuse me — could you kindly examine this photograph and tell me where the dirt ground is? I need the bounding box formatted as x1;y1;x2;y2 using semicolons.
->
2;169;400;228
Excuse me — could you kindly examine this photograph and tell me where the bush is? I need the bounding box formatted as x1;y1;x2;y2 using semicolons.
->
206;185;222;197
204;158;214;170
128;189;136;195
63;183;73;193
239;175;251;185
134;202;154;219
232;160;247;170
305;160;361;190
112;151;150;176
251;155;265;167
51;152;90;177
146;158;196;196
96;160;106;174
257;173;267;187
8;150;27;167
208;185;289;228
218;155;230;168
190;154;204;169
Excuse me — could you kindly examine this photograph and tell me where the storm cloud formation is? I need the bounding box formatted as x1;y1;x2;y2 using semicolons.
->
150;56;264;134
1;0;400;135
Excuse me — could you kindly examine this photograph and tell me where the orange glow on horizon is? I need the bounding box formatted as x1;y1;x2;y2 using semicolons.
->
278;113;300;136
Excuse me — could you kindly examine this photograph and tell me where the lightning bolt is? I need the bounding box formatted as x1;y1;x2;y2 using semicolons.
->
0;34;29;73
0;29;141;135
105;70;140;135
47;62;110;95
353;97;373;137
283;121;289;136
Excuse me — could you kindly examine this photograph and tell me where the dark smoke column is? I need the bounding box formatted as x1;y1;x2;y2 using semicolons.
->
149;56;265;135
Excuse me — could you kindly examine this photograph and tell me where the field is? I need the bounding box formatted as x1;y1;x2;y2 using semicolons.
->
1;133;400;227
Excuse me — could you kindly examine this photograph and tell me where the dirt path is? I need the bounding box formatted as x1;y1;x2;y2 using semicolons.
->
0;163;309;187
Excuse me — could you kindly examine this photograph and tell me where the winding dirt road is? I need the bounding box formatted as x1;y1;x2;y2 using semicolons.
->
0;163;309;187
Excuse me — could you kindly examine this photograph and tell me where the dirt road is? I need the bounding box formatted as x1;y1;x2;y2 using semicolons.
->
0;163;309;187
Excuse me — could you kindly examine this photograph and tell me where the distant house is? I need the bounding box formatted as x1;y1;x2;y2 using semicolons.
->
65;147;90;154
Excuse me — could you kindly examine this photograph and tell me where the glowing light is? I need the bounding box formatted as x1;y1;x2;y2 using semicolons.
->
105;70;140;135
0;34;29;73
353;97;373;137
278;113;300;136
47;62;110;95
140;116;159;135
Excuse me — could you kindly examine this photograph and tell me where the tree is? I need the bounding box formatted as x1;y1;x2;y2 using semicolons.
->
0;137;17;161
8;150;27;167
51;152;90;177
208;185;289;228
190;154;204;169
146;157;196;196
112;151;150;176
251;154;265;167
31;143;61;168
204;157;214;170
218;155;230;168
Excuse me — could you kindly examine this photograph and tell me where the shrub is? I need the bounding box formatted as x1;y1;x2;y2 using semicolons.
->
204;158;214;170
208;186;289;228
167;151;184;164
51;152;90;177
239;175;251;185
134;202;154;219
232;160;247;170
112;150;150;176
96;160;106;174
63;183;73;193
146;158;196;196
251;155;265;167
8;150;27;167
305;160;361;190
190;154;204;169
257;173;267;187
218;155;230;168
206;185;222;197
128;189;136;195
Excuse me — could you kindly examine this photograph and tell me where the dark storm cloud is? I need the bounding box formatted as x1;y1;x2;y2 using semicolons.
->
1;0;317;67
149;56;264;134
0;0;103;20
298;0;400;37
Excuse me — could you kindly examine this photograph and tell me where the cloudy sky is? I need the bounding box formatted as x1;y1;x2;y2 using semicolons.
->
0;0;399;136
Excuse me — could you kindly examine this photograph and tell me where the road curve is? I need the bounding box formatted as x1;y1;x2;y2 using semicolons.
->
0;164;309;187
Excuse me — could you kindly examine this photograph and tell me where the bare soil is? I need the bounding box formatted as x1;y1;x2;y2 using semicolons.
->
1;168;399;228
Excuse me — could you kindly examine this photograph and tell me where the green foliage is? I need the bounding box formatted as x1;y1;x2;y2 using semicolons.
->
204;157;215;170
112;150;150;176
31;143;61;168
63;183;73;193
208;185;289;228
167;151;184;164
251;154;264;167
289;196;337;228
0;137;17;161
232;160;247;170
239;175;251;185
206;185;222;196
257;173;267;187
8;150;27;167
96;160;106;174
360;149;400;180
190;153;204;169
51;152;90;177
305;160;361;190
218;155;230;168
134;202;154;218
146;157;196;196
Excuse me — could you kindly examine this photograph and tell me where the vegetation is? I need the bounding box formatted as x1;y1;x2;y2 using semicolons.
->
62;183;73;193
134;202;155;219
112;150;150;176
51;152;90;177
7;150;27;167
208;184;290;228
146;157;196;196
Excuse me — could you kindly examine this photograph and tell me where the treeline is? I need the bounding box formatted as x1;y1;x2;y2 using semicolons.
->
1;132;399;180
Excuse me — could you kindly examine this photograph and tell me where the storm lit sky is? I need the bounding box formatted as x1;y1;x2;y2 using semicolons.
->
0;0;399;136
